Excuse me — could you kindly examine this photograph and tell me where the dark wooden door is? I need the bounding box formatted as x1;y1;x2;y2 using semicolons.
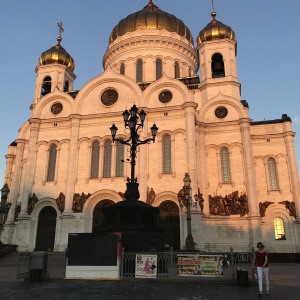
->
158;200;180;250
35;206;57;251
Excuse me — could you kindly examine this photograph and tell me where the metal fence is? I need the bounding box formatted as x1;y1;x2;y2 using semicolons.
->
17;251;66;279
121;249;254;282
16;249;254;282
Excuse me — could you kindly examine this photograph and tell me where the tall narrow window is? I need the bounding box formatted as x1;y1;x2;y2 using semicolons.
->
188;67;193;77
64;80;69;92
211;53;225;78
268;158;279;190
162;134;172;174
120;63;125;75
90;141;100;178
174;62;180;78
41;76;52;97
47;144;57;181
274;217;286;240
136;59;143;82
156;59;163;80
103;140;112;178
220;147;231;183
116;142;124;177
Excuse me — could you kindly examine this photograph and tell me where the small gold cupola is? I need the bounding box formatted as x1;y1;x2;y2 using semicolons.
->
39;22;75;71
197;11;235;46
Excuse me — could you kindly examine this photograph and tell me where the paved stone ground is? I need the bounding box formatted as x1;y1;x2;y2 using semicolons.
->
1;252;299;300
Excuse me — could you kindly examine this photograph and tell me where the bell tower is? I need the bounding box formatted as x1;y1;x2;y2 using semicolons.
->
34;22;76;103
196;9;240;99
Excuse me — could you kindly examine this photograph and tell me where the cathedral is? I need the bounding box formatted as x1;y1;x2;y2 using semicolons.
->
2;0;300;254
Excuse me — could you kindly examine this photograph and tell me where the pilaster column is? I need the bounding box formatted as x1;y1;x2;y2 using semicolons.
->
4;154;15;187
283;131;300;222
19;119;40;217
183;102;198;194
239;118;262;247
198;123;209;214
63;115;81;214
4;139;25;226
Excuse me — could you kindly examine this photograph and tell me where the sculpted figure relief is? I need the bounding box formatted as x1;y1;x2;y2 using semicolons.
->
146;187;156;205
259;201;274;217
72;192;91;213
56;192;65;213
279;200;297;218
209;191;249;217
27;193;39;215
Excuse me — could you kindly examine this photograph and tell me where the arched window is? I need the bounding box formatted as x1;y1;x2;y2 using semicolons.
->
116;142;124;177
47;144;57;181
41;76;52;97
211;53;225;78
174;62;180;78
274;217;286;240
220;147;231;183
156;59;163;80
136;59;143;82
120;63;125;75
268;158;279;190
103;140;112;178
90;141;100;179
64;80;69;92
188;67;193;77
162;134;172;174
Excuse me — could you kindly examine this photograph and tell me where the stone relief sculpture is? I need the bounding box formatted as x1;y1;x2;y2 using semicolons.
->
146;187;156;205
72;192;91;213
118;191;126;200
3;202;12;224
279;200;297;218
27;193;39;215
14;204;21;221
259;201;274;217
56;192;65;213
209;191;249;217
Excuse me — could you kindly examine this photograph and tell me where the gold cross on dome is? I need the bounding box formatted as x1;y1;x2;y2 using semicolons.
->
212;0;215;11
57;22;64;38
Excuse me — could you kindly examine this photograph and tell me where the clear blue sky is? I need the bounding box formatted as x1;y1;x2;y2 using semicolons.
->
0;0;299;183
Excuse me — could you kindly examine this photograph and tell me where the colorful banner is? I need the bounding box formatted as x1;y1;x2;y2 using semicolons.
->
135;254;157;278
177;254;224;277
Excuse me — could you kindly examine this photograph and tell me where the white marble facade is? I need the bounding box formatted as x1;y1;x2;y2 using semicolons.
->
2;1;300;253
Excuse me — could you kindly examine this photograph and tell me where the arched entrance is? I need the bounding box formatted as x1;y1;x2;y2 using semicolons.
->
92;199;114;232
35;206;57;251
158;200;180;250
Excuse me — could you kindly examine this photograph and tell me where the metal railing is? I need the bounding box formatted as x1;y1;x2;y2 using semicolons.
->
16;248;254;282
121;248;254;282
17;251;66;279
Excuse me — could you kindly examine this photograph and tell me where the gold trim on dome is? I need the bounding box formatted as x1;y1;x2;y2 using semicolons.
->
108;1;194;45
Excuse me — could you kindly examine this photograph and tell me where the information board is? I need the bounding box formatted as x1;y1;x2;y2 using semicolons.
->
67;232;121;266
177;254;224;277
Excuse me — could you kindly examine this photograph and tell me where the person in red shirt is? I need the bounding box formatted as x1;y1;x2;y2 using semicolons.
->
252;242;270;297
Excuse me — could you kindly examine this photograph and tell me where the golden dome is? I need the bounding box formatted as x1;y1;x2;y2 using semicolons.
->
197;12;235;45
39;37;75;71
108;0;194;45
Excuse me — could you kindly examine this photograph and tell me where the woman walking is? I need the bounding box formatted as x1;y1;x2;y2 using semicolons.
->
252;242;270;297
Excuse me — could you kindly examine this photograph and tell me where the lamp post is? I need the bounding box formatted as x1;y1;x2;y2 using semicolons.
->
110;104;158;201
179;173;195;250
0;183;10;243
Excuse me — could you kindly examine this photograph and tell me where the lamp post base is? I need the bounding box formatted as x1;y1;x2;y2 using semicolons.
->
185;234;195;251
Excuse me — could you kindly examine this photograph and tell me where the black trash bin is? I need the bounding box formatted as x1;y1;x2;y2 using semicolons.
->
30;252;48;282
237;270;249;287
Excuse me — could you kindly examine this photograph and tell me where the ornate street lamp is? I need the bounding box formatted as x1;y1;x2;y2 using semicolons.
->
178;173;195;250
110;104;158;201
